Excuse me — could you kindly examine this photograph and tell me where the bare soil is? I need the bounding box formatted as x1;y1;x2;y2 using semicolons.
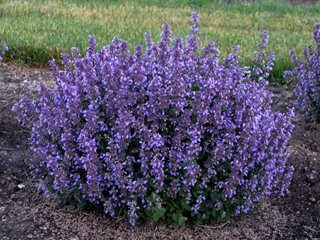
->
0;64;319;240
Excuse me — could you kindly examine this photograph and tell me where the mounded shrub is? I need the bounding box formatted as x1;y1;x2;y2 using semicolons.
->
13;13;294;226
286;23;320;122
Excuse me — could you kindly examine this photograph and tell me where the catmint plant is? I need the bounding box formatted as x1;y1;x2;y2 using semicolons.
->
0;43;8;62
286;23;320;122
13;12;294;226
252;29;275;82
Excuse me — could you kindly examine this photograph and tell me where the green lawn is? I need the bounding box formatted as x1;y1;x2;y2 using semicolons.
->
1;0;320;83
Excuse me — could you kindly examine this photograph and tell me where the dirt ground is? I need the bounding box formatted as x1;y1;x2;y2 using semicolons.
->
0;64;319;240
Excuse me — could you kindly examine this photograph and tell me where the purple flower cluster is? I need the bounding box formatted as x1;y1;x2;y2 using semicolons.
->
286;23;320;122
13;12;294;225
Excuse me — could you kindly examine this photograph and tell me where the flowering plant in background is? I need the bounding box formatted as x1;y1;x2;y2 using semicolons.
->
13;12;294;227
286;23;320;122
252;29;275;81
0;43;8;62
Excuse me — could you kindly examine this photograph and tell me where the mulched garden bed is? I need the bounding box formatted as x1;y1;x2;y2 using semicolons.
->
0;64;319;239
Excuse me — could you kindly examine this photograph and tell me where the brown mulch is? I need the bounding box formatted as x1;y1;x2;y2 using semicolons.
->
0;64;319;240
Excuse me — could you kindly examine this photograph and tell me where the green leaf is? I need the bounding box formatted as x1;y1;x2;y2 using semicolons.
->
180;199;191;211
146;206;167;223
191;82;200;91
218;211;227;222
78;200;88;209
146;192;158;203
221;211;226;219
171;213;186;228
191;113;198;124
196;213;207;225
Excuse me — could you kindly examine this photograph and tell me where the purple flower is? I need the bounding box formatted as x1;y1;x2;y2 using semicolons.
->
13;12;293;226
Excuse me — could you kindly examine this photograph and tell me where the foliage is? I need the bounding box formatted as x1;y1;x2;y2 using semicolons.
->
13;12;294;227
286;23;320;122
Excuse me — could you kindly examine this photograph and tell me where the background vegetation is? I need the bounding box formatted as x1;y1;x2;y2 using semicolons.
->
1;0;320;83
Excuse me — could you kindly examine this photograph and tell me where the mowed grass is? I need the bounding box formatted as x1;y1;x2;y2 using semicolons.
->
1;0;320;83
